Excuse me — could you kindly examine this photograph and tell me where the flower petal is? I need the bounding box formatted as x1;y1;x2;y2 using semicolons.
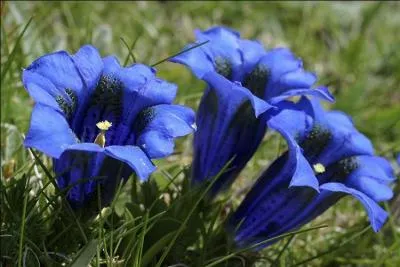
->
203;71;272;117
345;155;395;202
268;108;319;191
22;70;64;112
238;39;266;74
105;145;156;180
170;26;242;79
24;50;84;100
135;104;195;158
71;44;103;92
169;43;215;79
320;182;388;232
318;125;375;166
24;104;78;158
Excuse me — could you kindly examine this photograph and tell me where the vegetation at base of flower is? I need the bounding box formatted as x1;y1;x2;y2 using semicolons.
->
1;2;399;267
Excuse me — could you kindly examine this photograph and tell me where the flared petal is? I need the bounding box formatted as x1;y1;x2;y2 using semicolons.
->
269;86;334;104
135;104;196;158
318;122;375;166
320;182;388;232
169;43;214;79
23;50;84;104
24;104;78;158
254;49;333;103
268;107;319;190
22;71;65;112
238;39;266;74
345;155;395;202
105;145;156;180
71;45;103;92
170;26;242;79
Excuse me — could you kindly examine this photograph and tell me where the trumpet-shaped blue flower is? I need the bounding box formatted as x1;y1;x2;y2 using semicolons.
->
229;97;395;248
170;26;334;192
23;45;195;207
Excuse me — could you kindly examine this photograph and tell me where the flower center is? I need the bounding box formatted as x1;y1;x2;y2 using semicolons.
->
94;120;112;148
313;163;325;174
215;56;232;79
242;64;269;98
299;125;332;161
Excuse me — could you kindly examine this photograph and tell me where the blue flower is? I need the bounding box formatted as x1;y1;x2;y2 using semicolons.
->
228;97;395;248
23;45;195;207
170;26;334;192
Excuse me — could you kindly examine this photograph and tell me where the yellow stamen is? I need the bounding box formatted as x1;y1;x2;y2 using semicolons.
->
94;120;112;148
96;120;112;131
313;163;326;174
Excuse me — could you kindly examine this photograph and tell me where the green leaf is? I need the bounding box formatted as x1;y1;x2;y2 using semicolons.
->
69;239;98;267
141;230;178;266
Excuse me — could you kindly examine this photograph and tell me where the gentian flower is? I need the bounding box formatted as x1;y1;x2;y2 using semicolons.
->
170;26;334;193
228;97;395;248
23;45;195;207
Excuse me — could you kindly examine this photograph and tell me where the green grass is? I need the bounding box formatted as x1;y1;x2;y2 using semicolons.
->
1;1;399;266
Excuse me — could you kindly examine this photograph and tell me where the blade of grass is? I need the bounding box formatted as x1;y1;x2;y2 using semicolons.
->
17;176;29;267
155;157;236;267
204;224;328;267
70;239;98;267
150;40;209;67
271;234;295;266
1;16;33;86
289;226;371;267
120;28;143;66
134;211;149;267
29;149;88;243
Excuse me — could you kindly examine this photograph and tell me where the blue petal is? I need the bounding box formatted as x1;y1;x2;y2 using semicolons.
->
102;57;156;89
355;155;396;183
372;156;396;180
60;143;106;187
268;100;313;138
24;104;78;158
64;142;105;153
347;175;393;202
195;26;240;42
203;71;272;117
280;69;317;89
71;45;103;92
320;182;388;232
318;116;375;166
325;110;354;129
22;70;65;112
54;147;103;206
169;43;214;79
135;104;195;158
101;58;178;144
136;131;173;159
268;108;319;191
24;50;84;102
256;48;333;103
170;26;242;79
346;155;395;202
269;86;334;104
191;72;271;190
238;39;266;74
104;145;156;180
194;26;242;69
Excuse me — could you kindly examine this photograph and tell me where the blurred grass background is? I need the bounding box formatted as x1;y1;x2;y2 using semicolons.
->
1;1;399;266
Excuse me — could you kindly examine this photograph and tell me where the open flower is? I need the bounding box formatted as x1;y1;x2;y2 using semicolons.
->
23;45;195;207
170;26;334;193
228;97;395;248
